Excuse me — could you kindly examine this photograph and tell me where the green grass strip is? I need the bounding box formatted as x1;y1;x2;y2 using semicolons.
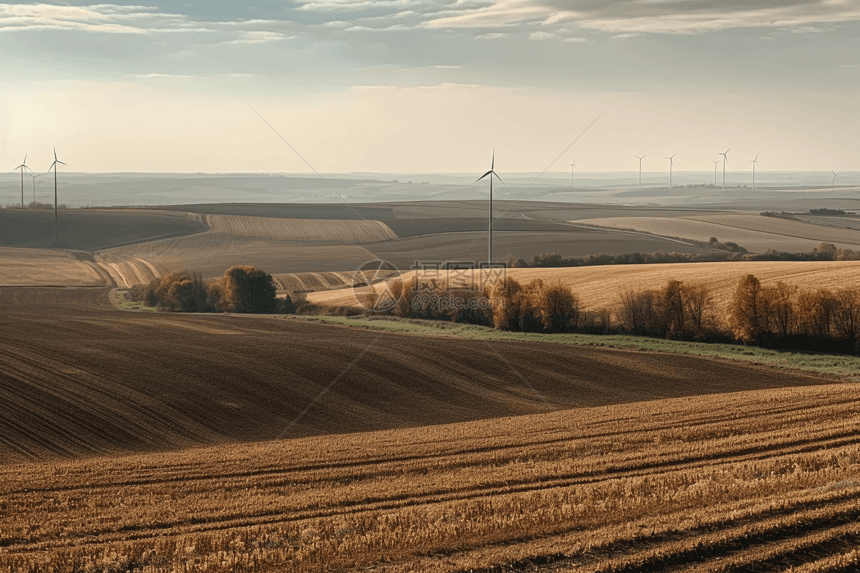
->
290;314;860;381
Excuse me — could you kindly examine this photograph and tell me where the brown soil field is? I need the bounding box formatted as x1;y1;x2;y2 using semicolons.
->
0;248;108;287
203;214;396;243
0;208;206;250
578;213;860;253
2;383;857;572
0;287;835;464
363;229;712;270
385;217;577;237
308;260;860;316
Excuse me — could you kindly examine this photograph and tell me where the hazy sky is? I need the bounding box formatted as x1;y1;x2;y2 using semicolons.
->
1;1;858;173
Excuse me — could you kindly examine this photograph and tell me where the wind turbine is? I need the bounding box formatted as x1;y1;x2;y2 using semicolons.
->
665;153;676;189
48;147;67;245
14;155;28;207
635;155;645;189
711;159;720;187
28;172;43;204
568;161;576;203
476;150;503;263
750;155;758;191
718;149;729;189
832;170;839;192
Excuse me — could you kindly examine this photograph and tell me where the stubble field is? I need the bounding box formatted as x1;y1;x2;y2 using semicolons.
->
2;382;857;572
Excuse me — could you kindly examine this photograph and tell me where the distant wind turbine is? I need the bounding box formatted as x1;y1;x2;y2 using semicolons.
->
665;153;676;189
635;155;645;189
711;159;720;187
569;161;576;203
832;170;839;192
14;155;28;207
750;155;759;191
28;172;43;204
719;149;729;189
48;147;67;245
476;150;503;263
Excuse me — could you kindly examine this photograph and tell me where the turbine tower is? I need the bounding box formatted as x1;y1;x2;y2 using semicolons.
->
569;161;576;203
718;149;729;189
832;170;839;192
711;159;720;187
635;155;645;189
28;172;43;204
750;155;758;191
48;147;67;245
665;153;676;189
476;150;503;263
14;155;28;207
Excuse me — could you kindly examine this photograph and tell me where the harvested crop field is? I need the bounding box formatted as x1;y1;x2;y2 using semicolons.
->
162;203;396;220
308;260;860;315
0;247;109;287
0;287;835;463
0;209;205;250
579;213;860;253
2;382;857;572
364;229;712;269
204;214;396;243
96;234;379;287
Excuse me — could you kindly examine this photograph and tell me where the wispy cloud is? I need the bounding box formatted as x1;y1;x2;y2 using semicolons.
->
424;0;860;34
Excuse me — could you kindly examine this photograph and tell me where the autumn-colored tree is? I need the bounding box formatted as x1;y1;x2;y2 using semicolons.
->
683;283;712;333
762;282;797;337
729;274;763;343
210;266;277;313
617;287;658;335
536;281;581;333
832;287;860;343
795;288;837;338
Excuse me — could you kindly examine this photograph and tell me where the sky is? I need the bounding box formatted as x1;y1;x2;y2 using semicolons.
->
0;1;858;174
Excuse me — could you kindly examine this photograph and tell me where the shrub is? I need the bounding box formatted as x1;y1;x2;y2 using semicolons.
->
144;290;158;308
153;272;209;312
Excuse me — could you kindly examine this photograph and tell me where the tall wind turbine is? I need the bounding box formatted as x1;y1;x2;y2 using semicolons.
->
28;172;43;204
750;155;759;191
48;147;67;245
711;159;720;187
476;150;503;263
635;155;645;189
14;155;28;207
569;161;576;202
832;170;839;192
665;153;676;189
719;149;729;189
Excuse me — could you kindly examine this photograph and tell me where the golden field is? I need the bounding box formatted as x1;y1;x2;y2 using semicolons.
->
577;213;860;254
307;260;860;315
2;383;857;572
0;247;108;287
203;214;397;243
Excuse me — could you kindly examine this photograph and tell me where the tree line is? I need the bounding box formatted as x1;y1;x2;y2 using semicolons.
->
128;266;299;314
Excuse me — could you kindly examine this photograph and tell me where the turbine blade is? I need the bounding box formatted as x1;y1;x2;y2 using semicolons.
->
54;146;57;161
492;171;504;184
476;170;493;183
57;160;67;166
491;149;494;171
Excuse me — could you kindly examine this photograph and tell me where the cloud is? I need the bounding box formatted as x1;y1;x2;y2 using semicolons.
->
0;4;206;34
529;30;554;40
228;31;292;44
476;32;507;39
424;0;860;34
128;73;192;79
562;36;587;42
